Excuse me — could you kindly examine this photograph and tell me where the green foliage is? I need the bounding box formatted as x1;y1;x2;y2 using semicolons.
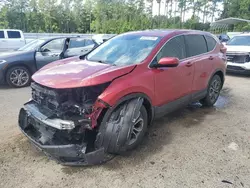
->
0;0;249;33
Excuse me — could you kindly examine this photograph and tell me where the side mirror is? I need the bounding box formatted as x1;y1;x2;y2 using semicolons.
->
153;57;179;68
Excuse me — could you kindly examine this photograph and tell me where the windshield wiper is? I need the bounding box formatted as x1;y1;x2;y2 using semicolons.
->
96;60;106;64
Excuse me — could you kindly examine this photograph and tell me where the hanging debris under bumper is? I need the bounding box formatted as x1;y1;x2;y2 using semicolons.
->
18;101;107;166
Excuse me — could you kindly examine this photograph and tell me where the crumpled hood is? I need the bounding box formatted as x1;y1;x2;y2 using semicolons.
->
32;57;136;88
226;45;250;53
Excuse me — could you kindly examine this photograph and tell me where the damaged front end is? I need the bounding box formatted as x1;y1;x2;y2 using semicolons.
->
18;82;110;166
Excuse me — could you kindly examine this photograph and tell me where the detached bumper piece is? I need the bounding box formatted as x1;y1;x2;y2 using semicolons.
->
18;102;106;166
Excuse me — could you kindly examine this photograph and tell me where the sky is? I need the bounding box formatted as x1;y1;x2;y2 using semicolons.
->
151;0;223;22
0;0;223;23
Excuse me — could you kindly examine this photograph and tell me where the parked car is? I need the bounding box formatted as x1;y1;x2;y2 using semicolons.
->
0;29;26;52
18;30;227;165
217;33;230;43
0;37;98;87
92;34;117;44
225;33;250;74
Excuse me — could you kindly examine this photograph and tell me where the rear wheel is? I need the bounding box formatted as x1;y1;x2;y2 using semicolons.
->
200;74;222;107
6;66;31;88
95;99;148;154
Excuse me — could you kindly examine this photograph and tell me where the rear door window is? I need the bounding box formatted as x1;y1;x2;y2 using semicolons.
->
156;35;186;61
0;31;4;38
205;35;217;51
85;39;95;46
7;31;21;39
185;35;207;57
68;38;86;48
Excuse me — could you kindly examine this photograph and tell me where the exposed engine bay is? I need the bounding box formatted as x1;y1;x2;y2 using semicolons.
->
18;82;111;165
31;82;109;129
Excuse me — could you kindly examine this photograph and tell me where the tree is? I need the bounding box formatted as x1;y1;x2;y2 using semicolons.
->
1;0;247;33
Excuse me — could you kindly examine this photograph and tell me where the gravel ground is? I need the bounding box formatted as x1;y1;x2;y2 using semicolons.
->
0;74;250;188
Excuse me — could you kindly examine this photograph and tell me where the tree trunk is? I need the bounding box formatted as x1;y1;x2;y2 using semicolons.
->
211;2;216;22
192;0;196;18
165;1;169;18
183;0;186;23
170;0;173;18
202;0;207;23
156;0;161;16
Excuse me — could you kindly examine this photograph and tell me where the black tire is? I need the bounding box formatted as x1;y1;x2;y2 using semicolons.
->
6;66;31;88
95;100;148;154
200;74;222;107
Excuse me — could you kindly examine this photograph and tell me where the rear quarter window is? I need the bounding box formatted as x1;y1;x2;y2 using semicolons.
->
185;35;207;57
0;31;4;38
7;31;21;39
205;35;217;51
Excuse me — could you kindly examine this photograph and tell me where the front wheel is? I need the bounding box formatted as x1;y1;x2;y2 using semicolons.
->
6;66;31;88
200;74;222;107
95;99;148;154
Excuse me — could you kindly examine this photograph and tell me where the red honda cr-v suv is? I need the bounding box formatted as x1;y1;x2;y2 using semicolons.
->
18;30;227;165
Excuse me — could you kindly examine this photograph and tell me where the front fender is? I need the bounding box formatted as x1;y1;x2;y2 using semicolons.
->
98;65;155;107
98;80;154;107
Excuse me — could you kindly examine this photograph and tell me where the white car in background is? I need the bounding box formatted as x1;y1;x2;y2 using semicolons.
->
226;33;250;74
92;34;116;45
0;29;26;52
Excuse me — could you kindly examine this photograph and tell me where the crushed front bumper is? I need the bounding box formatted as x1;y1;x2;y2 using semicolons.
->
18;102;107;166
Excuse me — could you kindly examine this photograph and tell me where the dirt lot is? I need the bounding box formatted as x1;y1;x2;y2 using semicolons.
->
0;74;250;188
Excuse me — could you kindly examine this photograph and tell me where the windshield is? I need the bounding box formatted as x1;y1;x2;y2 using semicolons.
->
18;39;46;51
87;34;162;66
227;36;250;46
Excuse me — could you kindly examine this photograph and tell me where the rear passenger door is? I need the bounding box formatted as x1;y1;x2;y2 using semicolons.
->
64;38;96;58
184;34;214;95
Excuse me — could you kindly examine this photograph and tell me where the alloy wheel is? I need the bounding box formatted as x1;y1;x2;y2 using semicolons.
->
9;68;29;87
128;112;144;145
209;78;221;103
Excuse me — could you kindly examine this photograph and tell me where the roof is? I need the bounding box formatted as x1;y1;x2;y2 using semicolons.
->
125;29;176;37
211;17;250;28
125;29;208;37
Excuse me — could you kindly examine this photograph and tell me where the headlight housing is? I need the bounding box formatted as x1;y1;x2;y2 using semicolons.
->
0;60;7;64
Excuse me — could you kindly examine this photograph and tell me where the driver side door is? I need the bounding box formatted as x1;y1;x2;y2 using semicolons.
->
152;35;195;117
35;38;65;70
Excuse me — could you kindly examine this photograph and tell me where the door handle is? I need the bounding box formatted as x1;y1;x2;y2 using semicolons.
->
208;56;214;60
51;54;59;57
185;62;193;67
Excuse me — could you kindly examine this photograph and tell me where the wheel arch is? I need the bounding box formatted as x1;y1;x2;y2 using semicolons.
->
209;69;225;87
99;92;154;127
4;63;33;82
95;93;153;154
